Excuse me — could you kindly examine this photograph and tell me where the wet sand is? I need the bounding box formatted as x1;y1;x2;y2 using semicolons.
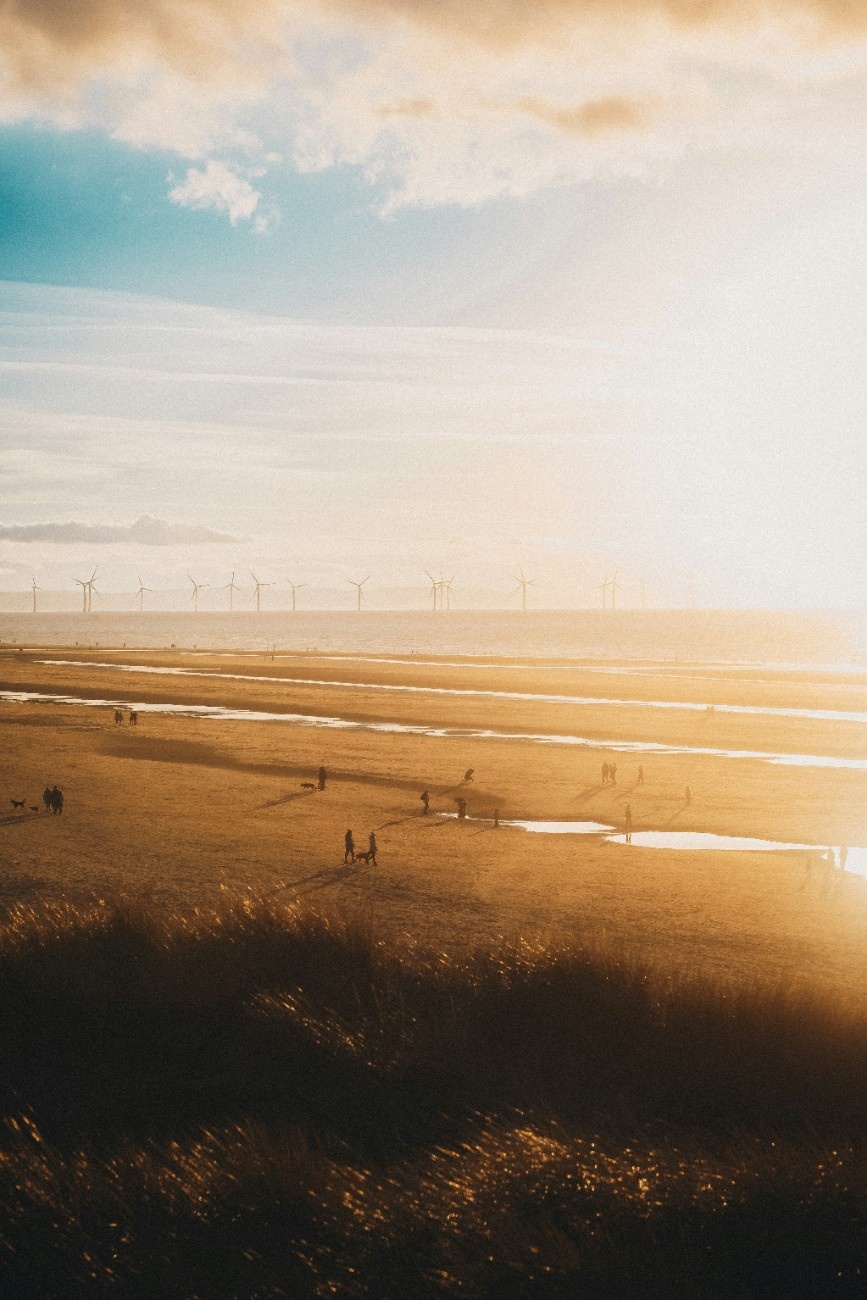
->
1;647;866;996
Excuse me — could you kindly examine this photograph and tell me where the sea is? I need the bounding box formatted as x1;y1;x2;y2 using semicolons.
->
1;609;866;668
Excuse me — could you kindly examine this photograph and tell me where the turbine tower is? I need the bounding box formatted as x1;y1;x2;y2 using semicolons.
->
287;580;307;612
608;570;622;611
514;568;536;612
424;570;439;611
250;572;273;613
221;571;242;612
347;576;371;611
31;578;38;613
596;575;611;610
135;576;154;612
187;574;208;613
442;576;455;610
74;569;97;613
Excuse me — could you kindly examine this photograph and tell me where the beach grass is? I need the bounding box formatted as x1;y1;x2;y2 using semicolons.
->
1;896;866;1296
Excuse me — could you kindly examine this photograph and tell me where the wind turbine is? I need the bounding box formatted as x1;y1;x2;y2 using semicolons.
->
424;570;439;611
287;580;307;612
442;576;455;610
135;576;154;612
347;576;370;611
221;571;242;612
250;571;273;612
596;575;611;610
31;578;38;613
514;568;535;612
608;570;622;610
187;574;208;613
74;569;97;613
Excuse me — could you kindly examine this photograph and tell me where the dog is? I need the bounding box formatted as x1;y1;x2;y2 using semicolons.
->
10;798;25;810
300;782;316;791
29;806;39;814
354;850;373;864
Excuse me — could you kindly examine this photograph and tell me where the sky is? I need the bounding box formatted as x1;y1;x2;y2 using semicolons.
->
1;0;866;609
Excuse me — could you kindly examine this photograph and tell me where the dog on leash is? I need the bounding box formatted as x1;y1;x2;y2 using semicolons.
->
355;850;373;864
300;782;316;791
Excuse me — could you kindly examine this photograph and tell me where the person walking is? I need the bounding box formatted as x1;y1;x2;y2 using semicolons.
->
42;787;52;813
637;765;644;785
685;785;692;806
344;829;355;863
601;762;609;784
420;789;430;815
610;763;617;785
318;766;327;791
50;786;63;814
368;831;377;865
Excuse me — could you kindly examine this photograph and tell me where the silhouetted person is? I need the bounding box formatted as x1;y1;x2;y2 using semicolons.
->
114;709;123;725
129;710;138;726
610;763;617;785
602;762;609;784
637;765;644;785
368;831;377;864
420;789;430;815
685;785;692;806
624;804;632;831
463;768;474;783
493;809;499;828
456;797;467;819
50;786;63;815
318;766;327;791
42;787;52;812
344;829;355;863
840;846;849;871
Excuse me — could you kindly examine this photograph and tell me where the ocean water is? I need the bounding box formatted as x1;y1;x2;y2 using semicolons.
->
1;609;866;666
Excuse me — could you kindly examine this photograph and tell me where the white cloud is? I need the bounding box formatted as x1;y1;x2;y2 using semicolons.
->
0;1;864;215
168;160;265;225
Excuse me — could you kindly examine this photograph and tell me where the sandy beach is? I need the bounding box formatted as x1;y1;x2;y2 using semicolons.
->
2;646;866;996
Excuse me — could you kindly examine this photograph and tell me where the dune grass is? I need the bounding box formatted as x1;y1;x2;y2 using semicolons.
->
0;896;865;1296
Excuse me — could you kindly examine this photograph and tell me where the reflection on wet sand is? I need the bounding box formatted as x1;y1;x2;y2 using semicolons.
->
3;688;866;772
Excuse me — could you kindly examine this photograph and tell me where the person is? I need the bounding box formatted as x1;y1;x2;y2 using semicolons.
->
624;804;632;832
368;831;377;865
129;710;138;726
463;768;474;783
637;765;644;785
493;809;499;828
601;762;609;784
50;786;63;815
114;708;123;725
685;785;692;806
344;829;355;863
456;797;467;819
420;789;430;815
610;763;617;785
42;787;52;812
840;846;849;872
318;765;327;791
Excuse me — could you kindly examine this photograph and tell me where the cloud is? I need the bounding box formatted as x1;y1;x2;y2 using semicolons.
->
0;515;241;545
1;0;866;215
168;160;264;225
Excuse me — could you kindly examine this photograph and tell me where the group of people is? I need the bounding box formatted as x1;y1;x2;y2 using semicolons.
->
601;762;618;784
344;829;377;864
42;785;64;814
113;709;138;726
